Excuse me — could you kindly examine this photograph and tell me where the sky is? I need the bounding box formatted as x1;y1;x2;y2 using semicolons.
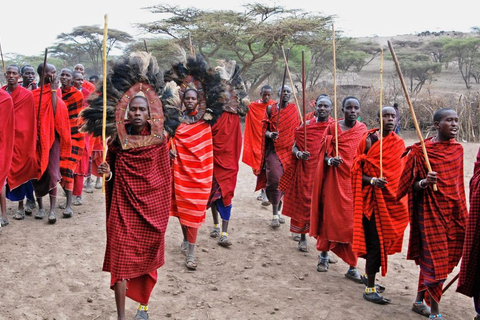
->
1;0;479;57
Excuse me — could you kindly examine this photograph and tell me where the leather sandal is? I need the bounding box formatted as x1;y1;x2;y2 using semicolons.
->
185;254;197;270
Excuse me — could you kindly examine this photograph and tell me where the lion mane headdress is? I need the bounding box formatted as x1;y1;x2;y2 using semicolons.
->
80;52;181;149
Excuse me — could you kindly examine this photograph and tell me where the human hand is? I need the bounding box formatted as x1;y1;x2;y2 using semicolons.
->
371;177;388;188
268;131;279;140
327;157;343;167
296;151;310;160
169;149;177;160
97;162;111;176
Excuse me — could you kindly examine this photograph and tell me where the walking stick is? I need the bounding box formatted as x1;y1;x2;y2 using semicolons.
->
37;48;48;129
143;39;149;53
332;24;339;157
101;14;109;194
379;48;384;178
0;38;5;83
276;48;289;128
282;46;303;124
188;33;195;56
387;40;437;191
302;50;307;151
442;273;459;294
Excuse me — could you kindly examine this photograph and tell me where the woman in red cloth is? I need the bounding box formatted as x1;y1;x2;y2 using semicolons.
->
170;87;214;270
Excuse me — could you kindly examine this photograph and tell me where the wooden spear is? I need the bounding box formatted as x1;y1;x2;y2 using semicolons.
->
37;48;48;127
379;48;384;178
276;49;289;128
332;24;339;157
101;14;109;193
302;50;307;151
387;40;437;191
188;33;195;56
143;39;149;53
281;46;303;124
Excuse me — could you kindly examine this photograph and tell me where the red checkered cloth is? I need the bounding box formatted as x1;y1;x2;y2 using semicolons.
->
103;136;171;302
280;118;332;230
0;89;14;187
60;86;85;190
351;129;409;277
457;145;480;298
397;137;467;302
309;120;368;266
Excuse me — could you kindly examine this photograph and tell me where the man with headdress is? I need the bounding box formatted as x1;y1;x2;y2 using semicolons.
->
0;86;15;229
351;106;409;304
243;85;276;205
81;52;179;320
207;59;248;246
2;65;37;221
398;108;466;319
255;85;300;228
58;68;85;217
279;95;333;252
31;63;71;224
310;96;367;281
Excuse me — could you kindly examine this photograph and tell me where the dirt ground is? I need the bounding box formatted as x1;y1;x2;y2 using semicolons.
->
1;134;478;320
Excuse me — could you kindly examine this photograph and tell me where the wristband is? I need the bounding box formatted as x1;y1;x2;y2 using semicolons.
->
296;151;302;159
370;177;376;185
51;89;57;93
105;171;113;182
419;179;428;189
327;158;333;166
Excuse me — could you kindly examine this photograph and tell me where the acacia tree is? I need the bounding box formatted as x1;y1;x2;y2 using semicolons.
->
54;26;133;74
396;53;442;95
443;38;480;89
136;3;333;93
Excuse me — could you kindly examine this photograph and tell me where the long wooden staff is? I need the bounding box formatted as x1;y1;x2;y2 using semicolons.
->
276;49;289;128
387;40;437;191
379;48;384;178
37;48;48;127
0;38;5;82
101;14;109;193
332;24;339;157
442;273;459;294
302;50;307;151
188;33;195;56
143;39;149;53
282;46;303;124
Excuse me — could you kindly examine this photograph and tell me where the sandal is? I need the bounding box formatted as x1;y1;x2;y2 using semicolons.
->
0;217;10;226
270;216;280;229
180;241;189;254
218;234;232;247
317;255;329;272
291;233;301;241
185;254;197;270
412;301;431;317
58;202;67;209
278;214;285;224
429;314;443;319
210;226;220;238
345;268;363;283
63;208;73;218
360;274;386;293
72;196;83;206
95;179;103;189
35;209;46;219
13;210;25;220
25;200;36;214
48;211;57;224
363;290;391;305
298;240;308;252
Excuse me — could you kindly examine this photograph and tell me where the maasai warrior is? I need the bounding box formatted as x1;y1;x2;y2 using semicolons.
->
58;68;85;218
20;65;37;90
74;63;96;93
81;52;179;320
457;145;480;320
0;87;15;229
397;108;467;319
2;65;37;221
70;71;91;205
255;85;300;228
31;63;71;224
243;85;275;206
279;95;332;252
207;59;249;246
351;106;409;305
310;96;367;281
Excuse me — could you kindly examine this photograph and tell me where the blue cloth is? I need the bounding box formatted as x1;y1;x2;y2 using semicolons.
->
215;199;232;221
6;181;35;202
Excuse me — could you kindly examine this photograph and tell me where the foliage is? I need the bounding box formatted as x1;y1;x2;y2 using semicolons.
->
395;53;442;96
443;37;480;89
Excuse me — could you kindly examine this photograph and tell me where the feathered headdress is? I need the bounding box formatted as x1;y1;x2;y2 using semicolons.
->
215;59;250;117
80;52;181;148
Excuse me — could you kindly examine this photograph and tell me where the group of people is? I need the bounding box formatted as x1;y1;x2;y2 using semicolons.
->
1;51;480;320
0;62;103;228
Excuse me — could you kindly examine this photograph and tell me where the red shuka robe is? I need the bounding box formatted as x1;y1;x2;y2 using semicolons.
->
280;117;332;225
242;99;275;175
170;121;213;228
0;89;15;186
351;129;409;276
32;84;71;180
82;80;96;95
397;138;467;303
310;120;368;266
210;111;242;207
2;86;37;190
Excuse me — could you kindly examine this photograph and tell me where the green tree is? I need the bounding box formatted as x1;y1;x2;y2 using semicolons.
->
396;53;442;95
443;37;480;89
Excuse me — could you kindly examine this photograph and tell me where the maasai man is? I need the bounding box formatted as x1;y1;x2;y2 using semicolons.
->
82;52;178;320
397;108;467;319
255;85;300;228
0;87;15;229
279;95;332;252
207;59;247;246
310;96;367;281
20;65;37;90
243;85;275;206
58;68;85;217
74;63;96;93
2;65;37;221
351;106;409;304
31;63;71;224
457;145;480;320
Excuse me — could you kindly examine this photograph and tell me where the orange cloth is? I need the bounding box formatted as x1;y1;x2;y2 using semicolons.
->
242;99;275;175
82;80;96;94
310;120;367;266
170;121;213;228
32;84;71;180
2;86;37;190
351;129;409;276
0;89;15;186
